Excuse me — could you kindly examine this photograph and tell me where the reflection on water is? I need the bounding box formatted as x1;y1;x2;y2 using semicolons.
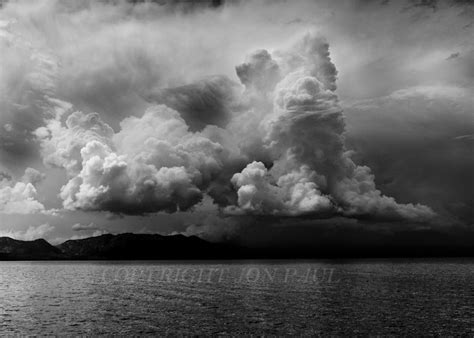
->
0;259;473;335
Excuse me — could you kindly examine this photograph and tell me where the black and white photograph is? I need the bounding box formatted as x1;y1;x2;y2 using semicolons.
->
0;0;473;335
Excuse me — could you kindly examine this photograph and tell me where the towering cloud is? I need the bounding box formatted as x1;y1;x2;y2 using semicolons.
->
27;29;435;222
230;34;435;221
5;0;469;233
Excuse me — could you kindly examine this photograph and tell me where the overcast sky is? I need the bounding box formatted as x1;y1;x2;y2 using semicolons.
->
0;0;472;246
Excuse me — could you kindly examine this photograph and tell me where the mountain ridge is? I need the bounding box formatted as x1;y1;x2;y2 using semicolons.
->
0;236;63;260
0;231;473;260
56;232;234;260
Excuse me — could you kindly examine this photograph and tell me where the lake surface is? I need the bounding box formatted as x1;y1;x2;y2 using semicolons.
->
0;259;473;335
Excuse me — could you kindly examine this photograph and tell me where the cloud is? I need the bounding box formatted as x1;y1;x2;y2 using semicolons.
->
183;213;242;243
0;168;45;214
30;31;436;222
236;49;281;94
0;223;54;241
51;228;108;244
70;229;108;240
454;134;474;141
0;0;309;161
0;14;61;171
2;0;472;240
21;167;46;185
71;222;100;231
344;85;474;224
38;105;229;214
66;221;108;243
143;75;240;132
228;161;333;216
228;33;435;221
446;52;460;60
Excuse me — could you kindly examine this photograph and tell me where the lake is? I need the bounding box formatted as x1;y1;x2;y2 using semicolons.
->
0;259;473;335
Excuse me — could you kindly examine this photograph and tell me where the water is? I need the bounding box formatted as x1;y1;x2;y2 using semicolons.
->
0;259;473;335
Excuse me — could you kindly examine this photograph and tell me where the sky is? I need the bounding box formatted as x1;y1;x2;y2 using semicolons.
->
0;0;472;247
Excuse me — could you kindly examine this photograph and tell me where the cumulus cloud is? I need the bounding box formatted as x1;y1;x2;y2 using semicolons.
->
27;26;435;222
0;168;45;214
37;105;230;214
236;50;281;94
21;167;46;185
228;161;332;216
228;34;435;221
3;0;471;236
0;223;54;241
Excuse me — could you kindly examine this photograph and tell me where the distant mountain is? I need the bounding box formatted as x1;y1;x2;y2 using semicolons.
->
0;237;63;260
0;233;236;260
56;233;235;260
1;230;473;260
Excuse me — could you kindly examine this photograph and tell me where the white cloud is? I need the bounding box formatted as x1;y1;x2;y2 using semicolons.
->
4;0;469;227
0;168;45;214
228;34;435;221
38;105;228;214
71;222;100;231
0;223;54;241
228;161;332;216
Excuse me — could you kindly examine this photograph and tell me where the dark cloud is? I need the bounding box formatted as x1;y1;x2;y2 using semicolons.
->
345;87;474;225
143;76;240;131
1;0;472;244
446;52;460;60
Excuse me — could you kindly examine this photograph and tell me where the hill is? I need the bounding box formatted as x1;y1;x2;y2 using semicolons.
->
0;237;63;260
56;233;235;260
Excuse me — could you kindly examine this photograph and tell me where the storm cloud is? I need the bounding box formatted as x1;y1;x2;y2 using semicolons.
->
0;0;472;243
